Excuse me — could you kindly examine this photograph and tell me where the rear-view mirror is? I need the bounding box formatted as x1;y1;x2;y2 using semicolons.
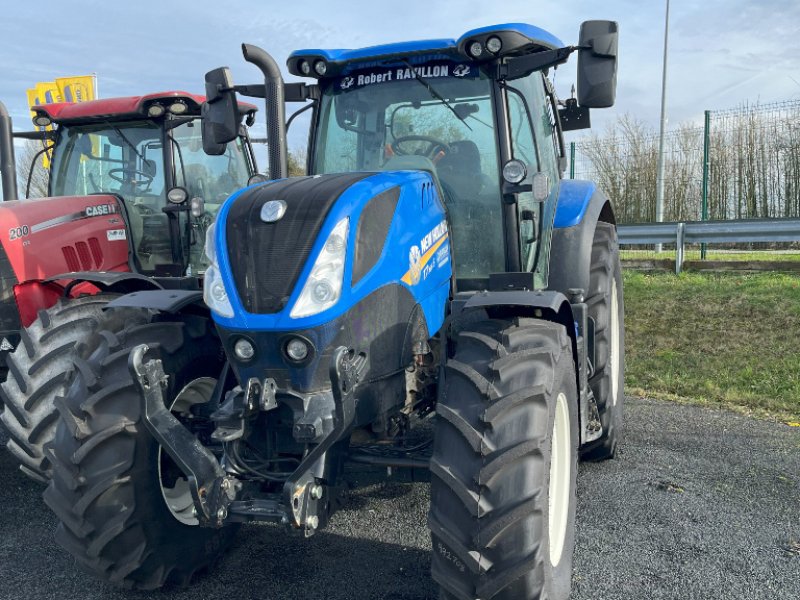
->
576;20;619;108
201;67;239;156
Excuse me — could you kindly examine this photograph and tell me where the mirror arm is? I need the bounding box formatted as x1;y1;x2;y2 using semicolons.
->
234;84;265;98
501;183;533;199
13;130;57;141
228;83;319;103
499;46;576;81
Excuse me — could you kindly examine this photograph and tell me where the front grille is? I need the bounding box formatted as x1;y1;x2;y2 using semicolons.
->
76;241;92;270
62;238;103;271
226;173;373;314
88;237;103;267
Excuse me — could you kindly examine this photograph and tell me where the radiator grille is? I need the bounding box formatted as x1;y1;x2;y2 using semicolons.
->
226;173;372;313
62;246;80;272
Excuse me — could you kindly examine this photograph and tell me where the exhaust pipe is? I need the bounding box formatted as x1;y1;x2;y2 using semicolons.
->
0;101;17;201
242;44;288;180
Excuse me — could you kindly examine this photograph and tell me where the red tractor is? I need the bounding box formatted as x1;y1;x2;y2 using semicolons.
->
0;91;259;481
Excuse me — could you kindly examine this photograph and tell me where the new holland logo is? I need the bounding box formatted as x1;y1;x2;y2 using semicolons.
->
408;245;422;285
260;200;288;223
453;64;471;77
340;76;355;90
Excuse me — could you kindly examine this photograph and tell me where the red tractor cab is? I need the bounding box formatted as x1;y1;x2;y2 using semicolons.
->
0;91;259;481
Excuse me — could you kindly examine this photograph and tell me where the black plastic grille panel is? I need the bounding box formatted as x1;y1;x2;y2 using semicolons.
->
226;173;372;314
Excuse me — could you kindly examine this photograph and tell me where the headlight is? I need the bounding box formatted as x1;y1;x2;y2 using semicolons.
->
202;223;234;318
204;222;217;263
290;218;349;318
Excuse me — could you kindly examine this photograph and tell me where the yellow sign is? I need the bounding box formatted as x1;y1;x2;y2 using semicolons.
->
55;76;96;103
27;75;96;169
33;81;63;106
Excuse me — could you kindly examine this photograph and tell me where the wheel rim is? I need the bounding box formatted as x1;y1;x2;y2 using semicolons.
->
609;280;621;407
157;377;217;526
549;392;571;567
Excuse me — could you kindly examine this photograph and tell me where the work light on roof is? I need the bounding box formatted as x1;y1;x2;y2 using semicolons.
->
486;36;503;54
300;60;311;75
147;103;166;118
32;114;52;127
168;100;188;115
468;41;483;58
314;60;328;76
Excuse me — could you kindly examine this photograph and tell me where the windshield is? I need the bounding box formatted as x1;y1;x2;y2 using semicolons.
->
50;120;251;275
313;61;504;282
51;121;164;199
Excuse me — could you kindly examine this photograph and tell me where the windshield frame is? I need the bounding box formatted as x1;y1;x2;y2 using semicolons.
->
309;59;557;289
48;119;167;198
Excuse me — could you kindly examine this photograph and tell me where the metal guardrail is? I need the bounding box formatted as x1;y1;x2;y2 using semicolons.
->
617;218;800;273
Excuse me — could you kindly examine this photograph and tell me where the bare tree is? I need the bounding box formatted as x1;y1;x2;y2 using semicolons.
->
16;140;50;198
573;101;800;223
288;146;307;177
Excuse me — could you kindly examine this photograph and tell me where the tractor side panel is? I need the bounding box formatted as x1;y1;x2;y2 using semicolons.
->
0;194;133;361
0;195;131;283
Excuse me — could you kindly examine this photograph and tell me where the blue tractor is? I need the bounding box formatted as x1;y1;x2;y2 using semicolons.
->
44;21;622;600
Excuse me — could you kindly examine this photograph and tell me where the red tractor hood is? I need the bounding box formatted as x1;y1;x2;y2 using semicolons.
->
0;195;131;282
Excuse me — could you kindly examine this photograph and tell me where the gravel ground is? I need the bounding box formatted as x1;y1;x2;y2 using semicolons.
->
0;397;798;599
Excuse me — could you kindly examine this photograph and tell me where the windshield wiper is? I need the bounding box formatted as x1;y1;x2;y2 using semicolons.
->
400;60;472;131
110;125;147;162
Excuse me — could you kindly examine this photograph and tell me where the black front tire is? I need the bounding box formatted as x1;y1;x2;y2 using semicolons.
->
43;309;236;589
429;318;579;600
0;294;130;482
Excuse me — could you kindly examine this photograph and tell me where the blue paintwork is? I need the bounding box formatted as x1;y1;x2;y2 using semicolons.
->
290;39;457;64
211;171;452;338
289;22;564;67
457;23;563;51
554;179;597;229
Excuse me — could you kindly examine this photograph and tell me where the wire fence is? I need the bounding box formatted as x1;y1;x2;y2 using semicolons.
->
570;100;800;268
571;100;800;223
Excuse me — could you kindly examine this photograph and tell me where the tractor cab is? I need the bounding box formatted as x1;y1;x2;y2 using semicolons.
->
30;92;258;274
284;23;617;291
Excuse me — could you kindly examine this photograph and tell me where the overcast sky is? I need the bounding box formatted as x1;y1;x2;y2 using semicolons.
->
2;0;799;160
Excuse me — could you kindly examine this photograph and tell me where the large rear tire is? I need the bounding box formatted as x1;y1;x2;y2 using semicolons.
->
0;294;131;482
429;318;578;600
43;309;236;589
582;222;625;461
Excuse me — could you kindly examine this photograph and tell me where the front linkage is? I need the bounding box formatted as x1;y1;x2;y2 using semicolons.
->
130;343;364;534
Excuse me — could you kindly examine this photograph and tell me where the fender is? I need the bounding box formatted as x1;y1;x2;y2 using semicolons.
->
45;271;164;295
106;289;206;314
549;180;616;297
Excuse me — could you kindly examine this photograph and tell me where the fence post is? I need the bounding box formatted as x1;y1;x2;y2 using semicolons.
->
675;222;685;274
569;142;576;179
700;109;711;259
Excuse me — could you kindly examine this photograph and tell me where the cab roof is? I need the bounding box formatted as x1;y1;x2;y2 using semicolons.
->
32;91;257;124
288;23;564;76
